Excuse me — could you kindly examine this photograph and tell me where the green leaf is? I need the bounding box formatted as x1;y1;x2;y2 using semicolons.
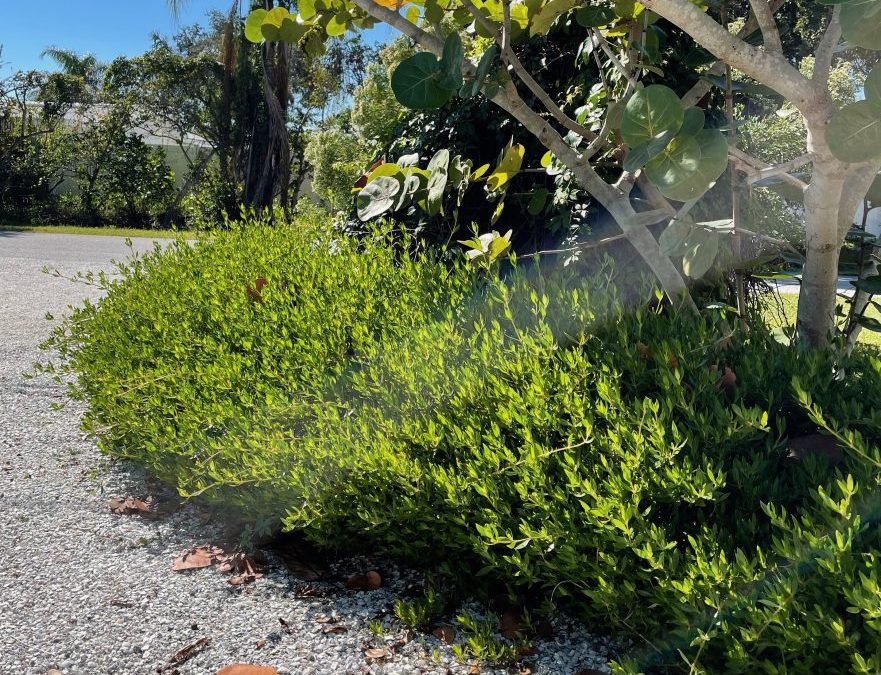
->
279;17;308;42
486;144;525;191
530;0;579;35
621;85;684;148
439;32;464;91
658;219;692;256
357;176;401;220
576;5;616;27
391;52;454;110
827;101;881;163
682;227;720;279
299;0;317;21
427;148;451;174
623;129;676;172
540;151;553;168
527;187;549;215
326;13;348;36
463;44;499;98
244;9;268;43
645;134;702;196
653;130;729;202
853;275;881;293
841;1;881;49
865;64;881;108
680;107;705;136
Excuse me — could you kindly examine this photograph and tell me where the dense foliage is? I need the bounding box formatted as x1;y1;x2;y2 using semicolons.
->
44;215;881;672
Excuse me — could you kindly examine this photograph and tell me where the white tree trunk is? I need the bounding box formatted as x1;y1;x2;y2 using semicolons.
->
797;167;845;347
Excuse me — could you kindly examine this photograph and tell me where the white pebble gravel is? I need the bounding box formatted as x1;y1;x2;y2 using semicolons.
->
0;233;619;675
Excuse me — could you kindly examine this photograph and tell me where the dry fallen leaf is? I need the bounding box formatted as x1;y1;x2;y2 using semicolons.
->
467;665;481;675
255;639;266;649
346;569;382;590
788;433;844;466
158;637;211;672
500;612;521;640
364;647;388;659
365;570;382;590
214;665;278;675
47;670;63;675
636;341;652;359
432;626;456;644
173;545;226;571
109;495;176;518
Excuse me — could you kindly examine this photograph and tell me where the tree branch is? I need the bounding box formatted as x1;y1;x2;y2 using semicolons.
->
728;146;809;191
749;0;782;53
813;6;841;86
457;0;598;143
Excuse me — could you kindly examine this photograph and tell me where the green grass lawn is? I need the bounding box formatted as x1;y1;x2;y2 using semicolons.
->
763;292;881;347
0;223;199;239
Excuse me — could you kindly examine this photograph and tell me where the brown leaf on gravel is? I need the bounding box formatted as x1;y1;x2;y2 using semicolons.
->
46;670;63;675
323;624;348;634
500;612;522;640
432;626;456;644
364;647;388;659
788;433;844;466
158;637;211;672
346;570;382;590
109;495;177;519
279;618;293;634
173;546;226;571
214;665;278;675
221;552;264;586
467;665;481;675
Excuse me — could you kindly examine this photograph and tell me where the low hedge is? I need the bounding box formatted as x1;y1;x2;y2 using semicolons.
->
45;213;881;673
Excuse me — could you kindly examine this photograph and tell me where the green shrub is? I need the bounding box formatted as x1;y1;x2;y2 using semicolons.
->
44;213;881;673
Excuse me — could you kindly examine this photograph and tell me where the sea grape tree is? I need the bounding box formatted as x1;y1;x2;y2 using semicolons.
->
247;0;881;348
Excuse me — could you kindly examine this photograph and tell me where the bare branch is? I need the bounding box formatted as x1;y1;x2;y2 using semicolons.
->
745;153;811;185
813;6;841;86
678;0;793;108
457;0;598;143
592;31;640;89
749;0;782;53
642;0;816;117
728;146;809;191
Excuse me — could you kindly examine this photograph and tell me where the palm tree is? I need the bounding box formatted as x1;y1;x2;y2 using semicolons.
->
40;47;105;96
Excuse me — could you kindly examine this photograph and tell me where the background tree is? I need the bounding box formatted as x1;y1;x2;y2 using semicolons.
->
245;0;881;348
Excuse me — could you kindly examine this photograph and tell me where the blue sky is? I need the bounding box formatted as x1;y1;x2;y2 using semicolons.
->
1;1;394;75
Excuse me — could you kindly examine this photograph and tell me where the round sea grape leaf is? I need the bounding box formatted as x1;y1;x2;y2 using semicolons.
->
326;13;348;37
391;52;454;110
658;219;693;257
299;0;317;20
865;64;881;108
680;107;706;136
278;17;307;42
530;0;579;36
357;175;401;221
645;134;702;195
621;85;684;148
682;227;720;279
842;1;881;49
439;32;464;91
656;129;729;202
427;148;451;174
244;9;268;43
623;129;676;172
827;101;881;163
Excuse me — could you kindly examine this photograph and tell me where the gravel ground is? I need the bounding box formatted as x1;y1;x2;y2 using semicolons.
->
0;232;618;675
